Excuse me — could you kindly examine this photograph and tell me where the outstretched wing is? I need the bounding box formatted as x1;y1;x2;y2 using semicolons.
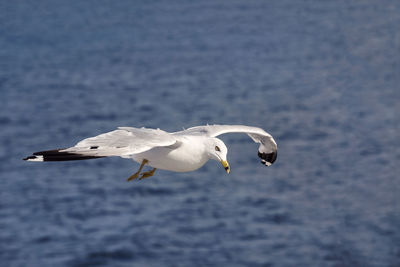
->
178;125;277;166
65;127;178;157
24;127;178;161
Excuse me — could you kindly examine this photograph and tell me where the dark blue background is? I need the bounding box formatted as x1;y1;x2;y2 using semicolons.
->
1;1;399;266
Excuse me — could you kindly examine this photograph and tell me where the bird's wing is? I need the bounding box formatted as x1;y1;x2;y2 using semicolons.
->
61;127;178;158
177;124;277;166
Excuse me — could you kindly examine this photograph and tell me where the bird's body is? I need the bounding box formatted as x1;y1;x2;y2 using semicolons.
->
24;124;277;180
132;135;210;172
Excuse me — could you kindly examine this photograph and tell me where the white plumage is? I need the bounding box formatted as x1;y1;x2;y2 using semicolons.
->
24;124;277;180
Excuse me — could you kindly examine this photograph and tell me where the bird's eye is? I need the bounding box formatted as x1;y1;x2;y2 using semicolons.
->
215;146;221;152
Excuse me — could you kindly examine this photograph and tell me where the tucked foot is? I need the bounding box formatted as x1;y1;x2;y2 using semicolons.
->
139;168;157;180
127;171;140;181
127;159;149;182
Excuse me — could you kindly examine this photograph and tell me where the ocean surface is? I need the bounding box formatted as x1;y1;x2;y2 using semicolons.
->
1;1;399;266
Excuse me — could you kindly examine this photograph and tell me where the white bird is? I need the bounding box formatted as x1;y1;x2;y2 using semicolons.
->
24;124;277;181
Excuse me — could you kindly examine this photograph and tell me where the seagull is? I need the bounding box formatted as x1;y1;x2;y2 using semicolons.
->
24;124;277;181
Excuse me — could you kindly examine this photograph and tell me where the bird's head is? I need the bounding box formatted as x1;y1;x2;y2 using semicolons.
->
206;138;230;173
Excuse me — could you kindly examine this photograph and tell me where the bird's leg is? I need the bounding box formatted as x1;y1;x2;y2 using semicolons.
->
127;159;148;181
139;168;157;180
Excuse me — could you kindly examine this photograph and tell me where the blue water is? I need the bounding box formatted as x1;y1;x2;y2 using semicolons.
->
1;1;399;266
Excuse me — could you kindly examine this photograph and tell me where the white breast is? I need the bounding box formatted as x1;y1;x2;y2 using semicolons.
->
132;136;209;172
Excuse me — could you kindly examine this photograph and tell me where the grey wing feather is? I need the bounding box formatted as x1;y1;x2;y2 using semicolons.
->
62;127;178;158
177;124;277;166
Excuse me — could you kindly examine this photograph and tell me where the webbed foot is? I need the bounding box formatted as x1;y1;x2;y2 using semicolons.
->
127;159;148;182
139;168;157;180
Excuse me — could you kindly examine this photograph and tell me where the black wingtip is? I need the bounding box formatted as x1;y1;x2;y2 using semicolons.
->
258;150;277;166
25;149;104;161
23;156;36;161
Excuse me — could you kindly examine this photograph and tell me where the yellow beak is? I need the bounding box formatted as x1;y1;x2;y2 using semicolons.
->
221;160;230;174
